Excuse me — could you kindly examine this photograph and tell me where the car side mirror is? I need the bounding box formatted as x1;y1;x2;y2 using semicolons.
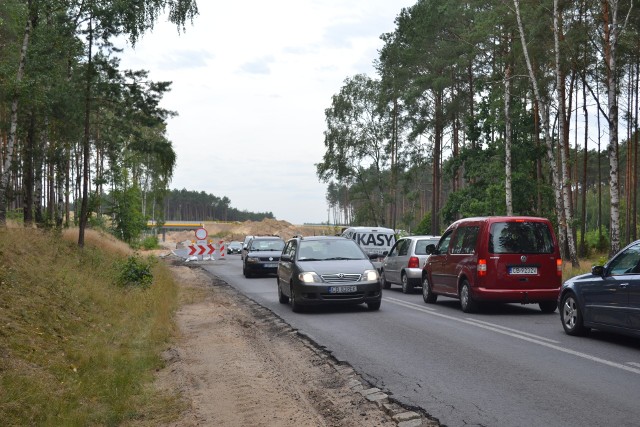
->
591;265;605;277
382;251;389;257
425;244;437;255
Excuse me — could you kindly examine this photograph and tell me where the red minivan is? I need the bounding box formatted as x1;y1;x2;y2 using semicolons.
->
422;216;562;313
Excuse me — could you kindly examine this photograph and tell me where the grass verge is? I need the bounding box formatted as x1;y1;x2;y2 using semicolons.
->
0;227;183;426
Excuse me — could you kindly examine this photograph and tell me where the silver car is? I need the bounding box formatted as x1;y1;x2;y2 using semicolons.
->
381;235;440;293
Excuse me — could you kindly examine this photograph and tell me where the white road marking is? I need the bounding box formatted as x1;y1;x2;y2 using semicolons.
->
384;296;640;375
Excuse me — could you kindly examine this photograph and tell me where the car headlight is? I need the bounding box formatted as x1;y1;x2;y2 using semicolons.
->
246;257;259;263
363;269;379;281
298;272;322;283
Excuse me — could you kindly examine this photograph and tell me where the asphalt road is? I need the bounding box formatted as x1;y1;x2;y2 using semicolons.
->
202;255;640;427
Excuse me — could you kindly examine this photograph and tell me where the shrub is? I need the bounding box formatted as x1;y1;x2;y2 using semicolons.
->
413;212;432;235
141;235;160;250
117;255;155;288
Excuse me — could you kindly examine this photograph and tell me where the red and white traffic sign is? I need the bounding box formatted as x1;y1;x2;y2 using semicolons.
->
188;243;216;256
195;228;208;240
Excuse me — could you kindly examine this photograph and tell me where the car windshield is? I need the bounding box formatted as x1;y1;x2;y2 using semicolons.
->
298;239;366;261
489;222;554;254
250;240;285;251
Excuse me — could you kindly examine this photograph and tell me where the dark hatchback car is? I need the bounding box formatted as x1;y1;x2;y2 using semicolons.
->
276;236;382;312
559;240;640;337
243;236;285;278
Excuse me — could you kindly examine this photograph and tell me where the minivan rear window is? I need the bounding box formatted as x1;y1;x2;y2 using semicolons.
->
489;222;554;254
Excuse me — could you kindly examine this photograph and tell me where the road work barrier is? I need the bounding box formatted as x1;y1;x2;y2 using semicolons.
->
173;240;228;261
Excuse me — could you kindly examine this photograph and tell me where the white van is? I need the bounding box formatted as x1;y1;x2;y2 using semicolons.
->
341;226;396;269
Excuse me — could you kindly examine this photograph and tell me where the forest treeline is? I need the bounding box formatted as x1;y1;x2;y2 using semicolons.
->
0;2;273;244
162;189;274;223
0;1;202;244
317;0;640;264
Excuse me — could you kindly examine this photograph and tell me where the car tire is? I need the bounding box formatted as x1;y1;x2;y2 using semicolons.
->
460;280;478;313
422;275;437;303
290;284;303;313
401;274;414;294
539;301;557;313
561;292;588;336
277;279;289;304
381;271;391;289
243;263;252;278
367;300;381;311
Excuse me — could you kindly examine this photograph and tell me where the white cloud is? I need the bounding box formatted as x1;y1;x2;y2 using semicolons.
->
118;0;415;224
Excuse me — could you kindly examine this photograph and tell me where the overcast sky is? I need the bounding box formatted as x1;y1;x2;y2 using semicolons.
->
118;1;415;225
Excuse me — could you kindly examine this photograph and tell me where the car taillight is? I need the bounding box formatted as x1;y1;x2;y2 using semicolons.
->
408;256;420;268
478;259;487;277
557;258;562;277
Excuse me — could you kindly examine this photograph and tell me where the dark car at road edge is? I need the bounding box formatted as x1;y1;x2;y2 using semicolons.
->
559;239;640;338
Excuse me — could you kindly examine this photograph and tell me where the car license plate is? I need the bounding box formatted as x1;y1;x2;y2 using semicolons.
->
509;266;537;275
264;263;277;268
328;286;357;294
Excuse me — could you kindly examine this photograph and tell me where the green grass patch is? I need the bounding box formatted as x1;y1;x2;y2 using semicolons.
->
0;228;183;425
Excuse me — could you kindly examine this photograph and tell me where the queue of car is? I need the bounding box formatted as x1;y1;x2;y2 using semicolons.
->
227;217;639;339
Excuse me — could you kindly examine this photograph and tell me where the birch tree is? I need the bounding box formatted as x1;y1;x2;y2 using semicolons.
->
0;1;33;226
601;0;633;256
554;0;579;267
513;0;574;265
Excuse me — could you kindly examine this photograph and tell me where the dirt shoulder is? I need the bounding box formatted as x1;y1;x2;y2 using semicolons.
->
157;259;437;427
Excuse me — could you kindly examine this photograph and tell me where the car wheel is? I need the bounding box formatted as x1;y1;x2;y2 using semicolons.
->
243;263;251;278
539;300;557;313
401;274;414;294
367;300;381;311
277;279;289;304
381;270;391;289
422;275;437;303
561;292;588;336
460;280;478;313
290;284;303;313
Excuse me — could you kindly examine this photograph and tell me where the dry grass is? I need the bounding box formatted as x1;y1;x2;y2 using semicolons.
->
561;255;607;282
0;227;182;425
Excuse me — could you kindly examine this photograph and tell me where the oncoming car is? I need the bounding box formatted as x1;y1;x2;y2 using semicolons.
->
276;236;382;312
227;241;243;254
243;236;285;278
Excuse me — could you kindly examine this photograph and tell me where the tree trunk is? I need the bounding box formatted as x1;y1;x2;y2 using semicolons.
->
554;0;579;267
504;33;513;216
580;71;588;256
633;61;639;241
431;90;442;235
0;9;32;226
602;0;621;256
79;16;93;247
23;112;36;227
514;0;567;261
